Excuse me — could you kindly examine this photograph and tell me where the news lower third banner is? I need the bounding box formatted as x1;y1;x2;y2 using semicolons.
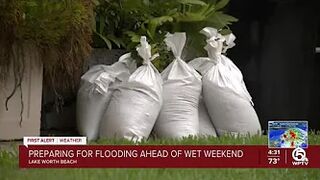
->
19;137;319;168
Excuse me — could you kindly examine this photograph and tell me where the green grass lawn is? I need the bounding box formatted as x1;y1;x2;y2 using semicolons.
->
1;134;319;180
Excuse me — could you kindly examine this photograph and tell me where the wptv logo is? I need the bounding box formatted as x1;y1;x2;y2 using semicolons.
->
291;147;309;166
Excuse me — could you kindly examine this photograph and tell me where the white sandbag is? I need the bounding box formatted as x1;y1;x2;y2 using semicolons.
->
187;62;217;137
189;27;261;136
198;96;217;137
76;53;136;141
154;32;202;138
99;36;162;141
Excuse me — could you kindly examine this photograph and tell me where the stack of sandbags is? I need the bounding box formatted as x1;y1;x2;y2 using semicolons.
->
154;32;202;138
100;36;163;141
76;53;136;141
189;27;261;136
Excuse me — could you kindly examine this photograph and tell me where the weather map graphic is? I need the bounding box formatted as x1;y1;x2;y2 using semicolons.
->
268;121;308;148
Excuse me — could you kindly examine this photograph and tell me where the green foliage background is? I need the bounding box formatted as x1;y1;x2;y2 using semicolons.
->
93;0;238;71
0;0;237;87
0;0;236;110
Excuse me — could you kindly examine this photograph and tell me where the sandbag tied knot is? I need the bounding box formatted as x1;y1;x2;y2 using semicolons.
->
222;33;236;53
136;36;159;65
200;27;225;60
164;32;186;61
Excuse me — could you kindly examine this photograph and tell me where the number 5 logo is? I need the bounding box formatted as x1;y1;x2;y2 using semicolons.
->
292;148;307;162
